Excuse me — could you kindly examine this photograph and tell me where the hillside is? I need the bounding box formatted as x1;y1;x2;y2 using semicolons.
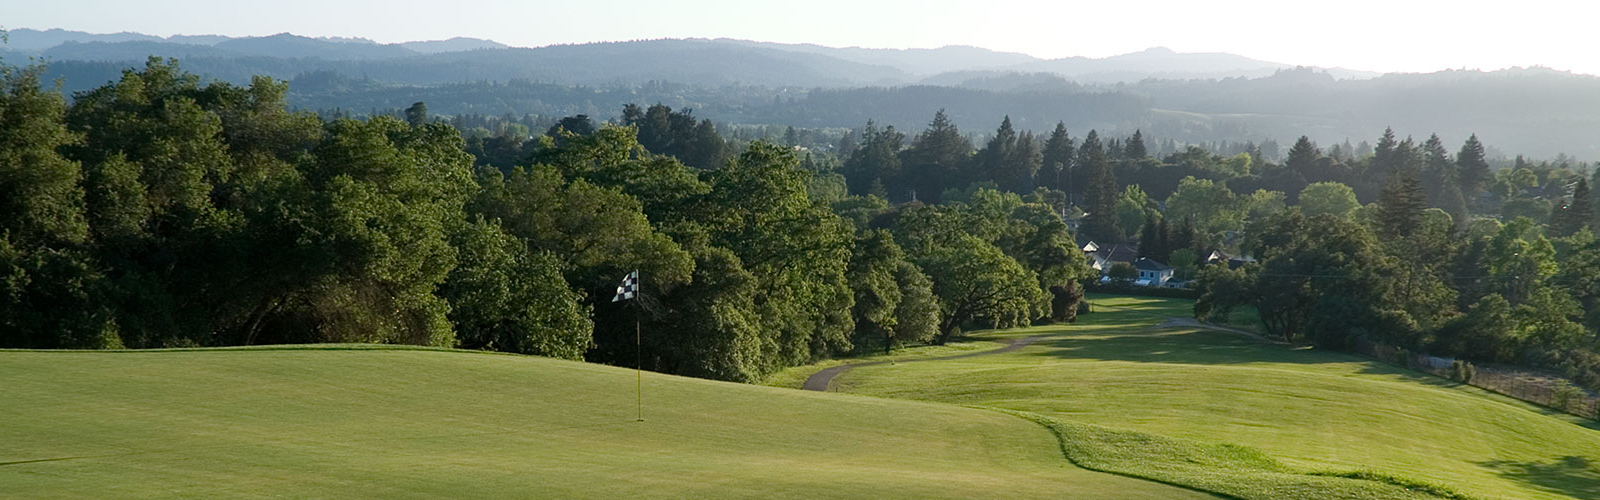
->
804;295;1600;500
0;346;1210;499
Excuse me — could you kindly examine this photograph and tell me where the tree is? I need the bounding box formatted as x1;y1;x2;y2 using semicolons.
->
899;110;971;202
842;121;904;197
975;116;1017;187
920;233;1046;344
698;142;856;366
1116;185;1155;242
1165;176;1242;238
1484;217;1556;306
1375;161;1427;239
1457;134;1491;200
1124;129;1147;159
1041;122;1074;194
544;114;596;139
847;229;905;353
404;101;428;127
1108;262;1138;283
1284;136;1322;179
1079;130;1122;242
891;262;941;346
1420;134;1467;222
1551;178;1595;237
1003;131;1042;194
1371;127;1399;178
443;219;592;359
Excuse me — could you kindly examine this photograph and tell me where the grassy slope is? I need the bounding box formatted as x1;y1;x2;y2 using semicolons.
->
831;295;1600;500
0;346;1215;500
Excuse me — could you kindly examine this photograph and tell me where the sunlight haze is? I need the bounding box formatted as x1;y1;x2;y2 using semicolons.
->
5;0;1599;75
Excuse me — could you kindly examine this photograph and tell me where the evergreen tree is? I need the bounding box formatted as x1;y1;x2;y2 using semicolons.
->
1137;219;1164;259
1171;216;1197;254
1457;134;1491;200
1285;136;1322;179
1551;178;1596;237
1371;127;1399;177
404;101;428;127
1421;133;1468;223
1124;129;1147;159
1041;122;1075;195
1376;162;1428;238
975;116;1021;191
1000;131;1042;193
899;109;971;203
1079;130;1122;243
841;121;904;197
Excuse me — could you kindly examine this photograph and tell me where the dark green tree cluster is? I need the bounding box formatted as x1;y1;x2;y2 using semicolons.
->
620;103;729;169
0;59;590;352
0;61;1099;385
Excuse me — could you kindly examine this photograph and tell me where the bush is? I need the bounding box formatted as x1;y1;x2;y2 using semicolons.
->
1450;360;1476;384
1392;347;1411;368
1551;382;1585;414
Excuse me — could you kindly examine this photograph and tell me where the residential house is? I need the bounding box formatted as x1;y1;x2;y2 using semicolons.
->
1133;258;1174;287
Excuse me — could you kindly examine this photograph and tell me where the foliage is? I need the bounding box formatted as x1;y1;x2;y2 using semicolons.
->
1166;176;1243;238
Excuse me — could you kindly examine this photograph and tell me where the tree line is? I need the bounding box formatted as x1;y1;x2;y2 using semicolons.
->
828;107;1600;393
0;59;1091;383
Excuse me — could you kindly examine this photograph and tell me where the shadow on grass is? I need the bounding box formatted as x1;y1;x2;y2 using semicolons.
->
1022;324;1489;391
1478;456;1600;499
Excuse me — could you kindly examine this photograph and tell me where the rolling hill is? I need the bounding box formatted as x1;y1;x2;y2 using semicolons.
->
0;346;1211;499
797;295;1600;500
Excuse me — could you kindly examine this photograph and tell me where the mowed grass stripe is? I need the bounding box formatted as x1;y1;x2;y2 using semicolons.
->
830;295;1600;500
0;348;1215;499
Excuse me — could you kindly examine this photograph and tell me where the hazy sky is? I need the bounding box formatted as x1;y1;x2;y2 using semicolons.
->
6;0;1599;75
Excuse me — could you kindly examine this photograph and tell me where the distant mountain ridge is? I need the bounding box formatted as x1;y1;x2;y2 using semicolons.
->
3;28;1377;84
1;28;506;59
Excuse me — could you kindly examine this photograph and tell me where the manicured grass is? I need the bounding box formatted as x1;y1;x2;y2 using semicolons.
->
0;346;1215;499
833;295;1600;500
761;340;997;389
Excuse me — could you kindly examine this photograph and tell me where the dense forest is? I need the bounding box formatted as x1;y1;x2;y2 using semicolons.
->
0;60;1089;383
5;57;1600;395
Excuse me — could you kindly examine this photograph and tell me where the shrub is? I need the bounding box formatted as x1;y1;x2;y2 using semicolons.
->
1450;360;1476;384
1551;381;1585;414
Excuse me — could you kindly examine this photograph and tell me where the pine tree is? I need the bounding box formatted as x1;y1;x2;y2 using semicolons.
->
1376;163;1428;238
1371;127;1399;178
1138;220;1160;258
1125;129;1148;159
1002;131;1042;193
1171;216;1197;254
900;110;971;203
1285;136;1322;179
1042;122;1075;195
1457;134;1491;201
1575;179;1597;231
1080;130;1122;243
1551;178;1595;236
841;121;904;197
1420;134;1468;223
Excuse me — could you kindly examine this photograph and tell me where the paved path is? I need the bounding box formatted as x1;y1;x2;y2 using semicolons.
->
801;301;1280;392
801;336;1042;391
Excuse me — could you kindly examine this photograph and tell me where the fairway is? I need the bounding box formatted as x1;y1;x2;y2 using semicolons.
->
821;295;1600;500
0;346;1216;499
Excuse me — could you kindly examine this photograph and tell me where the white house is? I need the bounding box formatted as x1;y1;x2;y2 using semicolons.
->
1133;258;1174;287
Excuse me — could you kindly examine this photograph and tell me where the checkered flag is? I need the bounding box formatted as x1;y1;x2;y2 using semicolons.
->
611;270;639;302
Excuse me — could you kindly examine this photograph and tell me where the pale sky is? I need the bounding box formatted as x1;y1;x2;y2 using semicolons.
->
5;0;1599;75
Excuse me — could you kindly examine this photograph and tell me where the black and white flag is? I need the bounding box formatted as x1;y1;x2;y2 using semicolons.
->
612;270;639;302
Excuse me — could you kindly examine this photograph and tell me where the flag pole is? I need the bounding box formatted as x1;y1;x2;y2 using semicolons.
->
635;271;644;422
